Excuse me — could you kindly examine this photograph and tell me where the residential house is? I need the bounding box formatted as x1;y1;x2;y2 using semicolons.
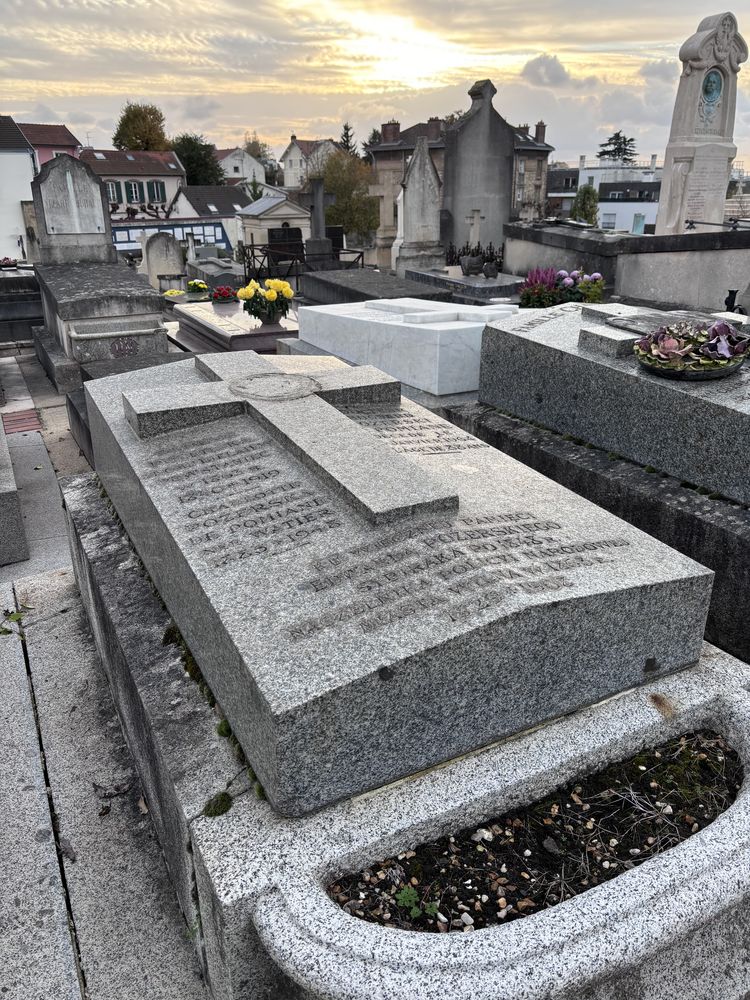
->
170;184;252;248
512;123;554;221
278;135;340;189
17;123;81;169
547;156;663;233
79;148;185;222
364;84;554;267
213;146;267;186
0;116;36;259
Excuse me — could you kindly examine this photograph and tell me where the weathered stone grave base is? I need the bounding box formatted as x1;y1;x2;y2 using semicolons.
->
64;472;750;1000
173;301;298;354
0;269;43;345
405;267;523;303
446;402;750;663
33;325;82;393
0;425;29;565
299;267;452;306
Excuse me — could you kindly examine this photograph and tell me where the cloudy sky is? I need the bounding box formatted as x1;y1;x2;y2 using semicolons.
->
1;0;749;164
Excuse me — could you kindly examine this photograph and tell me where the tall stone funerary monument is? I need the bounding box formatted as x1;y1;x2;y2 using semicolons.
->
655;12;747;236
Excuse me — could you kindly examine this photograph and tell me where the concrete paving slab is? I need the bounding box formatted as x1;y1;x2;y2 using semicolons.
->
0;581;82;1000
0;431;70;585
18;569;208;1000
0;355;33;413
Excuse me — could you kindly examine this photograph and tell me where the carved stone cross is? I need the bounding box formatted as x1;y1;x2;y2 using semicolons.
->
122;352;458;524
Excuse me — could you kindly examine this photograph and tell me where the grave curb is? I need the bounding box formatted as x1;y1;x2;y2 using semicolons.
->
62;472;750;1000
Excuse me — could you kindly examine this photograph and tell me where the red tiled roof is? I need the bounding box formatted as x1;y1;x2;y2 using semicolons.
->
17;123;81;148
80;148;185;177
213;147;239;160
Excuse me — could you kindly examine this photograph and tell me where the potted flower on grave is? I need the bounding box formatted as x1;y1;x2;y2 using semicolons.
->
237;278;294;331
0;257;18;269
187;279;209;301
634;320;750;380
210;285;239;316
519;267;605;308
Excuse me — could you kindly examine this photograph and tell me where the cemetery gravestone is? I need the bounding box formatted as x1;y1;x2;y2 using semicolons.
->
86;350;711;816
139;231;185;291
30;157;166;385
395;137;445;277
295;296;521;397
31;155;116;265
478;301;750;503
655;12;748;235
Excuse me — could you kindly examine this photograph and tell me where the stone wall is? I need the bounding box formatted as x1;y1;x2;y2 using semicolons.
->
504;223;750;310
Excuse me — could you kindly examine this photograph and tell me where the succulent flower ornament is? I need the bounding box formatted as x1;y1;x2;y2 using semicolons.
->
634;320;750;378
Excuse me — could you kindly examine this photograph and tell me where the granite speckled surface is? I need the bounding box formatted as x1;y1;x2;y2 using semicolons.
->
0;426;28;565
84;350;712;815
35;263;162;320
479;301;750;505
60;500;750;999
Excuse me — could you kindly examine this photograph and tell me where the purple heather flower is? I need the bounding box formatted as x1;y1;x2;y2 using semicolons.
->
591;272;602;281
556;269;569;278
562;277;575;287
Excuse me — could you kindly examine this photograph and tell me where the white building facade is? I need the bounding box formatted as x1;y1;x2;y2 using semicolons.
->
0;117;36;259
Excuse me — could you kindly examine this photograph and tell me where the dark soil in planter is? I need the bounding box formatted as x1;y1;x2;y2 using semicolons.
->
328;731;742;933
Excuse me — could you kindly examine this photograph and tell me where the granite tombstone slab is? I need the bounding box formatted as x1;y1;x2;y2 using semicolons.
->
86;352;712;815
479;301;750;504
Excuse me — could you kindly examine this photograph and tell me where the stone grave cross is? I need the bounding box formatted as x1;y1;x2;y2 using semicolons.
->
121;352;458;524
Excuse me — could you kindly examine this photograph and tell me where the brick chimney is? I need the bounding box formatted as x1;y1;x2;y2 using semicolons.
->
535;121;547;144
426;117;442;140
381;121;401;143
290;134;297;142
519;123;530;135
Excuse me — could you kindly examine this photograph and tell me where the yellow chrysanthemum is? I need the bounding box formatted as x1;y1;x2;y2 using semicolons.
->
265;289;278;302
282;287;294;299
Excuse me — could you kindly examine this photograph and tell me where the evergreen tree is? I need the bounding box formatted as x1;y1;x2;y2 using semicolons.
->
340;121;357;156
366;127;382;147
171;134;226;186
247;176;265;201
112;102;169;151
570;184;599;225
596;131;637;163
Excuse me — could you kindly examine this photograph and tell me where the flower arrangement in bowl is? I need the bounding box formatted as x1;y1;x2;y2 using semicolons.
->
237;278;294;329
0;257;18;269
163;288;185;298
210;285;239;315
519;267;605;308
187;279;209;300
634;320;750;380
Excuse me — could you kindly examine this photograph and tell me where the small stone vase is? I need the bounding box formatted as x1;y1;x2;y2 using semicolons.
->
211;300;239;317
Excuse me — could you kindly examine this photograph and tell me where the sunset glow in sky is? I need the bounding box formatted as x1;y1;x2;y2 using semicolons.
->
1;0;749;163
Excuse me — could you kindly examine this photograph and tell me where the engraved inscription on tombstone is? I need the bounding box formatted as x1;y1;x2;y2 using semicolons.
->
40;160;106;235
85;351;713;815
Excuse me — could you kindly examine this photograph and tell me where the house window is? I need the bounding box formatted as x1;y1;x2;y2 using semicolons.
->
207;203;218;213
146;180;166;203
94;152;106;160
518;160;525;174
53;150;67;157
125;180;144;204
234;165;240;173
106;180;122;203
601;212;617;230
587;176;595;187
232;204;243;210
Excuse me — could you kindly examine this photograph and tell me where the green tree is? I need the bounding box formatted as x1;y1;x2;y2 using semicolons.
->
243;129;272;161
112;102;169;151
322;150;378;240
442;110;465;128
340;121;357;156
365;127;382;147
570;184;599;225
171;133;225;185
247;176;265;201
597;130;637;163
